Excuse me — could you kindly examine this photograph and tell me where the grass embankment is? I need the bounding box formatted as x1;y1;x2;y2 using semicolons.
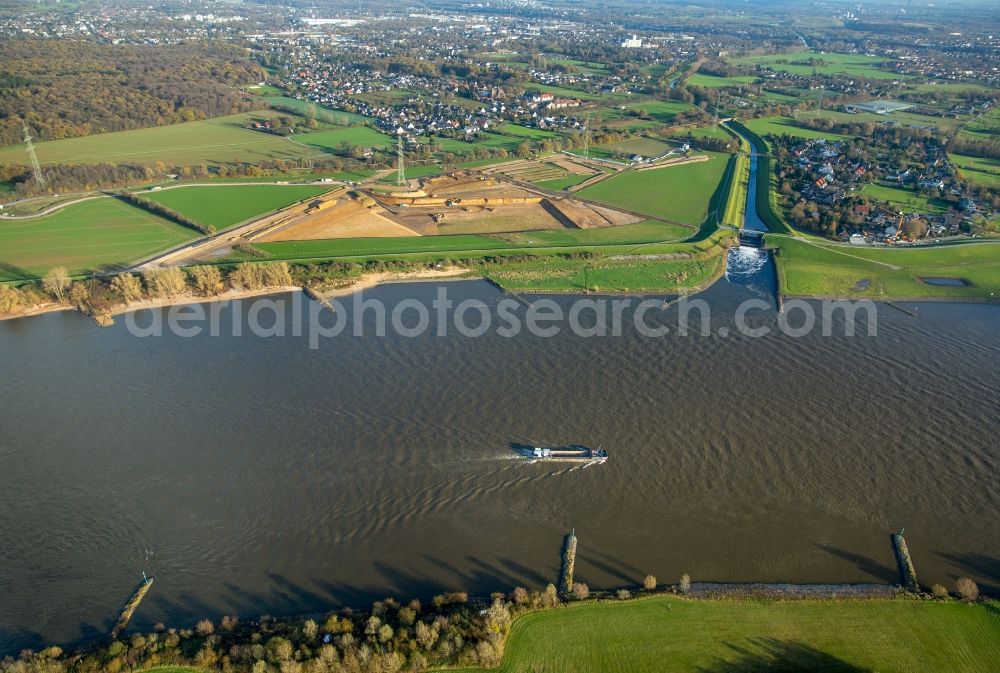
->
768;236;1000;299
0;197;197;281
578;153;731;226
453;597;1000;673
225;222;732;294
143;184;331;230
720;125;749;228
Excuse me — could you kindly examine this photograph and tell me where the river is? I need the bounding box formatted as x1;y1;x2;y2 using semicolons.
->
2;132;998;653
1;271;998;654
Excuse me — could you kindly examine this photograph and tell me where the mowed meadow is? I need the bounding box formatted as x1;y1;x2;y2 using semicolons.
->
0;111;316;167
143;184;332;230
578;154;731;226
452;597;1000;673
0;197;196;280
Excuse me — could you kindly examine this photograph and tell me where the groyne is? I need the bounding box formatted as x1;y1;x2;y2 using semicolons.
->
110;576;154;640
559;529;577;595
892;530;920;592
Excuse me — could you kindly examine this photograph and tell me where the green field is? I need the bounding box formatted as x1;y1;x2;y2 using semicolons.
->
0;111;316;167
377;163;443;183
292;127;395;152
957;107;1000;142
578;154;731;226
732;51;909;80
744;116;850;141
622;100;696;125
951;153;1000;188
144;184;331;230
535;174;593;191
597;137;674;158
770;235;1000;299
455;597;1000;673
688;73;758;88
860;183;949;214
0;197;196;280
264;95;370;125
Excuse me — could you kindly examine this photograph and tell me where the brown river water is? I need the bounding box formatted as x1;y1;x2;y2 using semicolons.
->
0;256;997;653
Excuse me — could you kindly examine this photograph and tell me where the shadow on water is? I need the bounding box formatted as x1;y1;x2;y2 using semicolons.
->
935;552;1000;594
815;544;899;584
697;639;873;673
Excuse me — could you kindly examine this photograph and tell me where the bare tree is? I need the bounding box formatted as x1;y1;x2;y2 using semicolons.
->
643;574;657;591
931;584;949;599
571;582;590;600
680;573;692;594
195;619;214;636
42;266;71;302
955;577;980;602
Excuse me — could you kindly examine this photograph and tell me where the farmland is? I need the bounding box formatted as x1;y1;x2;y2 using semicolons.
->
453;597;1000;673
687;73;757;88
0;111;315;167
143;184;332;230
951;153;1000;188
743;116;849;141
0;196;196;280
731;51;909;80
578;153;731;225
292;127;395;153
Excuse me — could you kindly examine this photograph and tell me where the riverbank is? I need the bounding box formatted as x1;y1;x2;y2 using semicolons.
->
0;268;477;323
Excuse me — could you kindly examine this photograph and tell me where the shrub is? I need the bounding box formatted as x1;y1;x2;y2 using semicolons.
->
541;583;559;608
931;584;949;599
643;574;657;591
680;573;692;594
195;619;215;636
616;589;632;600
571;582;590;600
511;586;529;605
955;577;980;602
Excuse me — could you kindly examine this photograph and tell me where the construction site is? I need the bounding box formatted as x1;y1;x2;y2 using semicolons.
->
246;166;646;244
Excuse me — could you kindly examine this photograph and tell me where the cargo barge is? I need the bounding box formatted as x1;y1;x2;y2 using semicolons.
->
528;445;608;463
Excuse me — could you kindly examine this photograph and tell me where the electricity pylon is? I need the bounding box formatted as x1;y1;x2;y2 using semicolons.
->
397;133;405;186
22;122;45;189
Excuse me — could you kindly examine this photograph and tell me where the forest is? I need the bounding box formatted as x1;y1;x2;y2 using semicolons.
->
0;39;265;146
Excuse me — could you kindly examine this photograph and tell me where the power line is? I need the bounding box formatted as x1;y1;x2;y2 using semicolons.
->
22;122;45;189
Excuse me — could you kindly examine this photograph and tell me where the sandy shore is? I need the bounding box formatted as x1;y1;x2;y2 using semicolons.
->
0;269;475;324
315;267;472;299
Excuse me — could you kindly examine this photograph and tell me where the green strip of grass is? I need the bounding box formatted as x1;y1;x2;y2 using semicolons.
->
453;596;1000;673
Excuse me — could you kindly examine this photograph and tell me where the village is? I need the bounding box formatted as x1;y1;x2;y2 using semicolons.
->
776;132;990;244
